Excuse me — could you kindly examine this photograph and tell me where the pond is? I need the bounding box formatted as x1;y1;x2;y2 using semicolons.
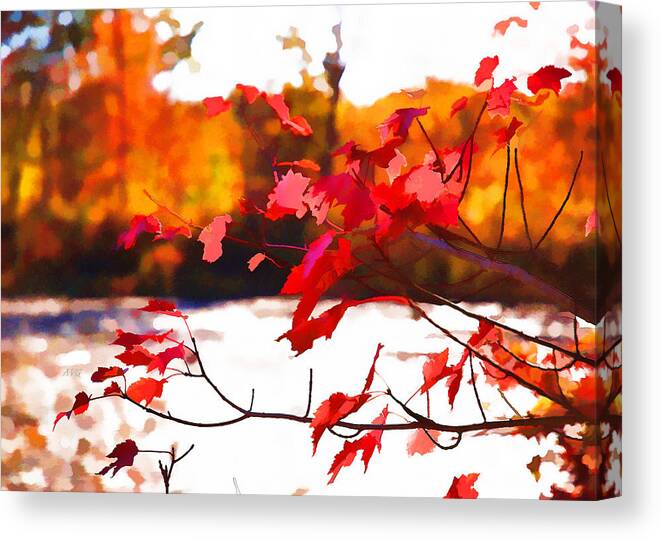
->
2;296;567;497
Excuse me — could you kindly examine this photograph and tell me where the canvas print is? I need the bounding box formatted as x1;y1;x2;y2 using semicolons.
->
1;1;621;499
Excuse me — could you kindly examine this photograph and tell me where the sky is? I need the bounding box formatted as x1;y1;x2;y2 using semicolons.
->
149;1;597;107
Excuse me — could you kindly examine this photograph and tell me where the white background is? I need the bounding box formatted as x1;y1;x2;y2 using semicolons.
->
1;0;659;538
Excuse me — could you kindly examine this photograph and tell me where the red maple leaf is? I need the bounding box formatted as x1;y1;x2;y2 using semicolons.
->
493;116;524;153
310;392;370;454
116;214;161;250
265;169;311;220
202;96;232;117
407;429;440;456
327;406;389;483
104;381;122;396
115;345;157;367
53;391;90;430
126;378;167;406
146;342;186;375
91;366;125;382
445;473;480;498
198;215;232;263
111;329;173;348
377;107;428;144
474;55;499;87
97;439;139;477
138;299;186;318
527;65;572;95
265;93;313;136
487;78;517;117
275;159;321;172
236;83;261;104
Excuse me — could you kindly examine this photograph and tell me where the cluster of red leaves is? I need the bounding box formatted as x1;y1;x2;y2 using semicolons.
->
53;299;191;429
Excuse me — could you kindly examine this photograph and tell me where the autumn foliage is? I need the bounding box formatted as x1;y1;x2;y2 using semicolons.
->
3;6;621;498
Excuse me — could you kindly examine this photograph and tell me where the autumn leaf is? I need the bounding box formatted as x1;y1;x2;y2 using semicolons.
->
198;214;232;263
116;214;161;250
530;1;540;9
527;65;572;95
474;55;499;87
104;381;122;396
494;116;524;153
445;473;480;498
450;96;468;117
53;391;90;430
493;16;527;36
420;349;451;394
138;299;186;318
377;107;428;143
97;439;139;477
147;342;186;375
247;252;267;272
236;83;261;104
407;429;440;456
265;169;311;220
362;343;384;394
112;329;173;348
91;366;125;382
202;96;232;117
487;78;517;117
265;93;313;136
327;406;389;484
126;377;167;406
311;392;369;453
115;345;157;367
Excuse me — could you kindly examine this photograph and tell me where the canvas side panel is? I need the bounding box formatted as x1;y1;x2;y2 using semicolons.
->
595;1;622;500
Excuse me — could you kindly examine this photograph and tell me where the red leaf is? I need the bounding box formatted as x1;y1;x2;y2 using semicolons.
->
327;406;389;484
91;366;125;382
147;342;185;375
236;83;262;104
493;16;528;36
153;225;191;241
310;392;369;454
493;116;524;153
606;67;622;96
202;96;232;117
420;349;450;394
53;392;90;430
247;252;267;272
116;214;161;250
126;378;167;406
474;55;499;87
112;329;173;348
138;299;186;318
445;473;480;499
450;96;468;117
527;65;572;95
198;215;232;263
487;78;517;117
275;159;321;172
530;2;540;9
407;429;440;456
377;107;428;143
463;320;499;363
265;169;311;220
362;343;384;394
104;381;122;396
265;93;313;136
115;345;157;367
97;439;139;477
279;296;408;356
